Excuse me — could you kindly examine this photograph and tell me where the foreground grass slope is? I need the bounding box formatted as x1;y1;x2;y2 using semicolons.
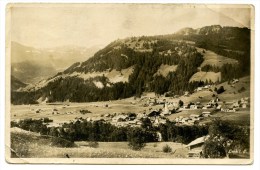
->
10;127;188;158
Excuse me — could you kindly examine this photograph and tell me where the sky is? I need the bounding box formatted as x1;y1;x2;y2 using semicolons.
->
9;4;253;49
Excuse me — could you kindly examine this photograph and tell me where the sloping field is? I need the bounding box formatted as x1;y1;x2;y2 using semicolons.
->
72;66;134;83
215;76;251;101
21;66;134;91
196;48;238;67
189;71;221;83
187;76;250;105
10;128;188;158
154;64;178;77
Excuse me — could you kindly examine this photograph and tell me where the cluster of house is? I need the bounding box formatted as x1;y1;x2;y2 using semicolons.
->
174;112;211;126
221;97;250;113
141;97;166;107
180;98;221;111
51;108;75;115
107;96;223;127
109;110;168;128
110;114;142;127
99;102;176;127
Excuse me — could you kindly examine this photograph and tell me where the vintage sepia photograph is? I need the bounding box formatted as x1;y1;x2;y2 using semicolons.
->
5;3;254;164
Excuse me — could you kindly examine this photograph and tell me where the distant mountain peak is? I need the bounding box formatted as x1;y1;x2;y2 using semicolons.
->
175;25;224;36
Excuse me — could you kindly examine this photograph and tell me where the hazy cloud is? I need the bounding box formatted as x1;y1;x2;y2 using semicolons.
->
9;4;252;48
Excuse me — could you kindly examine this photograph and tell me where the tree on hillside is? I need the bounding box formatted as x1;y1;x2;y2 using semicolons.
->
178;100;184;107
217;86;225;94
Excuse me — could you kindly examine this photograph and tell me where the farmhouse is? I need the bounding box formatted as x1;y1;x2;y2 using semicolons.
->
232;78;239;84
190;114;199;119
203;85;211;89
161;103;170;115
190;104;198;110
216;105;222;110
242;103;247;108
184;91;190;96
202;111;211;117
186;136;208;158
195;87;203;92
232;101;239;108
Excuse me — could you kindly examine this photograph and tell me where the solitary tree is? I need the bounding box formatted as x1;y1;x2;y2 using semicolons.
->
178;100;184;107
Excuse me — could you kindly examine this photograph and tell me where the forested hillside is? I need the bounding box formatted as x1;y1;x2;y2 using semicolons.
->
11;25;251;104
173;25;251;79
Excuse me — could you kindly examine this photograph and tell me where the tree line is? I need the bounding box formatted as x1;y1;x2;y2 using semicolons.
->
11;118;208;148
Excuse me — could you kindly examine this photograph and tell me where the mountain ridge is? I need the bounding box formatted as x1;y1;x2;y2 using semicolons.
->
11;41;100;84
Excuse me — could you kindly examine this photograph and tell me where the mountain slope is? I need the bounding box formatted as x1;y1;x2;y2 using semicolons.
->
11;25;251;104
173;25;250;65
11;42;100;84
11;76;27;91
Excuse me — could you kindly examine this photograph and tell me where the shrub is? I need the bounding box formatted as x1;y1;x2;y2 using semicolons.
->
217;86;225;94
43;117;53;123
88;141;99;148
80;109;92;115
11;121;18;128
162;144;172;153
178;100;184;107
50;137;76;148
238;87;246;93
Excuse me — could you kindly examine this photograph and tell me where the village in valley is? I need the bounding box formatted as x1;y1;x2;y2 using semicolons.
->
11;75;251;158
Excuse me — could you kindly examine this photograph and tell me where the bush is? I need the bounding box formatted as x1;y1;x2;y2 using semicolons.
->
50;137;76;148
178;100;184;107
217;86;225;94
238;87;246;93
11;121;18;128
80;109;92;115
43;117;53;123
162;144;172;153
88;141;99;148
